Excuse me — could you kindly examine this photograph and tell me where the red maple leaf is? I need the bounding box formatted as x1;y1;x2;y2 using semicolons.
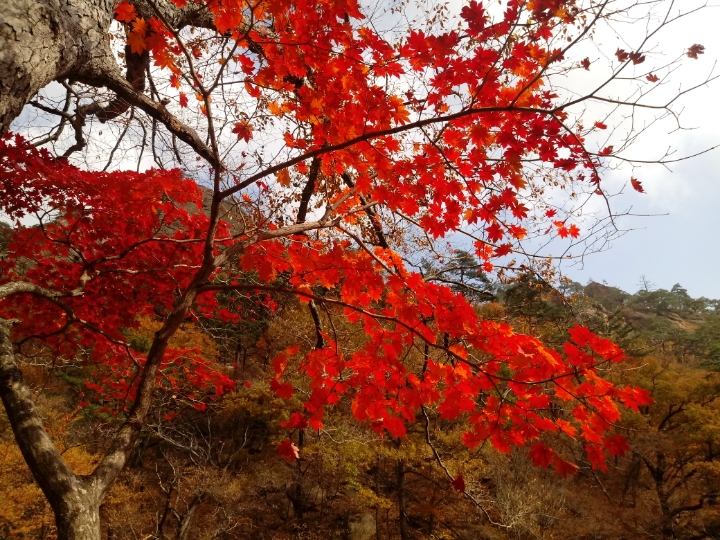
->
451;473;466;492
603;435;631;457
528;442;554;468
114;1;137;23
630;178;645;193
384;416;407;438
270;378;294;399
459;1;486;35
485;222;504;242
586;444;609;472
629;52;645;65
552;456;579;478
278;439;300;462
615;49;630;62
281;413;308;430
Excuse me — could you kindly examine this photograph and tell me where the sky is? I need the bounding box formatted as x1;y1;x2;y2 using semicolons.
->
561;134;720;299
557;3;720;298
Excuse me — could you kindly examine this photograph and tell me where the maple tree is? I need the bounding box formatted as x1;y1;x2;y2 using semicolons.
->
0;0;713;537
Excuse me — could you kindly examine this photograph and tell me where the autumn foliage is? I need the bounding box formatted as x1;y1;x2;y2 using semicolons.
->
0;0;709;536
1;124;650;476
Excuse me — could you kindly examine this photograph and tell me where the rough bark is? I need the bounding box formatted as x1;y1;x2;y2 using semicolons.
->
55;495;102;540
0;318;102;539
77;47;150;123
0;0;116;133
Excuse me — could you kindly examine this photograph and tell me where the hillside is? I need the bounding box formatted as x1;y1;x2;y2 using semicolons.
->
582;280;720;368
1;277;719;540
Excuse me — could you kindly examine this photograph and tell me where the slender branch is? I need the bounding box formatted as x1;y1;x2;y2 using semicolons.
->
421;407;510;528
297;157;322;224
341;172;389;249
308;301;324;350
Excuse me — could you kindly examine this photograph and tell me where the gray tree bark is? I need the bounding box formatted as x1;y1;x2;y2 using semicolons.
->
1;318;102;539
0;0;115;133
0;284;203;538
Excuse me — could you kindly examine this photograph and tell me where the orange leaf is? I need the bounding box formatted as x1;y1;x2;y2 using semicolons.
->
449;344;468;361
231;121;254;143
127;31;147;54
277;169;291;187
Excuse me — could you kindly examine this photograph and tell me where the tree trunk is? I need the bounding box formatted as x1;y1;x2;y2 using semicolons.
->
644;453;675;539
0;0;116;133
1;317;103;540
0;0;216;135
656;484;675;540
55;496;102;540
396;459;409;540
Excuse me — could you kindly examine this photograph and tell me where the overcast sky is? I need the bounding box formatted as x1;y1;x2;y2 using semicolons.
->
557;3;720;298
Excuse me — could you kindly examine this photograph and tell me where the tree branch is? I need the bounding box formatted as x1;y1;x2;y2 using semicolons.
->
82;58;220;168
296;157;321;224
78;46;150;123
